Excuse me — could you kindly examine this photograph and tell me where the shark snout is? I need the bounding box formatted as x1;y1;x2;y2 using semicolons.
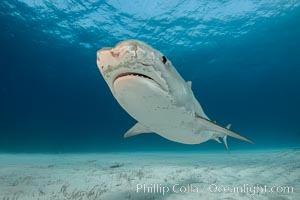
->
96;46;124;73
97;48;112;72
97;41;141;75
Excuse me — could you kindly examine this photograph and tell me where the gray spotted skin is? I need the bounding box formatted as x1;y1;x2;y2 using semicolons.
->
96;40;253;148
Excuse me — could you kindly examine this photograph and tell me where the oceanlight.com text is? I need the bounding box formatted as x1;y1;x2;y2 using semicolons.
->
136;183;294;196
209;184;294;195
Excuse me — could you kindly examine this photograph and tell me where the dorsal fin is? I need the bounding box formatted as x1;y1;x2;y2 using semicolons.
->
187;81;192;88
226;124;232;129
124;122;151;138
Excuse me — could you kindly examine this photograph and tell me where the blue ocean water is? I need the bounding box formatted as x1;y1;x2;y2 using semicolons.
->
0;0;299;152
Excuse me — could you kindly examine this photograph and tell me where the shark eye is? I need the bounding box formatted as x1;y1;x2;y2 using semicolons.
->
162;56;167;64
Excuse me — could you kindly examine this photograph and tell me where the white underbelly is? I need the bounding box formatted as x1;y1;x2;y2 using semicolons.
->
113;76;206;144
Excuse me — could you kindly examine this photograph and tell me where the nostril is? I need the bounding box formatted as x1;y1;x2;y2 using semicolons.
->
111;51;119;58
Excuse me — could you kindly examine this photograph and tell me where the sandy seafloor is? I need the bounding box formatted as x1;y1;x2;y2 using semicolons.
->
0;150;299;200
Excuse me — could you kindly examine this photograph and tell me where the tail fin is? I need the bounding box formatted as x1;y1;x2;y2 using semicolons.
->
221;126;254;144
223;135;229;152
196;116;254;144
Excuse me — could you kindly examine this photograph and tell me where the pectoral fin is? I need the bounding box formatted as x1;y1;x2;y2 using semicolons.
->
124;122;151;138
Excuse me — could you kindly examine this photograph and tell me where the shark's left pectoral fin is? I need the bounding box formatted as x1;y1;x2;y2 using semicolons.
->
124;122;151;138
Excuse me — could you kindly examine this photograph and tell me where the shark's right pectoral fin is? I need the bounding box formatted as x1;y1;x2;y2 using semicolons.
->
124;122;151;138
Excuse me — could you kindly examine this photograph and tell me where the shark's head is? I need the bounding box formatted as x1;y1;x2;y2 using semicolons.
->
96;40;193;108
97;40;171;94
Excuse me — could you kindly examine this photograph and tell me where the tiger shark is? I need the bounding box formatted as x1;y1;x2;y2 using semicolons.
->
96;40;253;149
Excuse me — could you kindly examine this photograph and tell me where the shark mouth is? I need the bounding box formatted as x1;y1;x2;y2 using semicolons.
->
113;71;167;92
114;72;154;82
